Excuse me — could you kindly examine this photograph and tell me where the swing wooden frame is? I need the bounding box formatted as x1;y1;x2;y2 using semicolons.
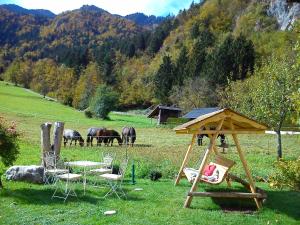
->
174;108;268;209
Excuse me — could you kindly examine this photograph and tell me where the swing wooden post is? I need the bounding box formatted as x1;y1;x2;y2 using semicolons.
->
175;134;196;185
184;119;224;208
230;120;262;209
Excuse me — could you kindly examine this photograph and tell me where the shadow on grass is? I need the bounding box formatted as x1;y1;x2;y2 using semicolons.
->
0;185;144;205
190;186;300;220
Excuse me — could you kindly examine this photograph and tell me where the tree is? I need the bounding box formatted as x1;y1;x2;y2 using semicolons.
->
90;85;119;119
174;46;188;86
203;35;255;86
3;60;21;86
220;56;299;158
170;77;218;112
0;118;19;188
185;38;207;78
73;62;102;109
154;55;175;103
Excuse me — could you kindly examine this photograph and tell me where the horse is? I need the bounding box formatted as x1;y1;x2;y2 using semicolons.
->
98;129;122;146
63;129;84;147
86;127;105;147
121;127;136;146
95;128;107;146
197;134;226;146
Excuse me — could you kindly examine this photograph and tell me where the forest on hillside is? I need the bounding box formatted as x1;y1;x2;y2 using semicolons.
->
0;0;299;127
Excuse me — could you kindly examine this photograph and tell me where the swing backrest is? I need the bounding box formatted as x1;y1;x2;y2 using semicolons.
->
214;155;235;169
200;155;236;185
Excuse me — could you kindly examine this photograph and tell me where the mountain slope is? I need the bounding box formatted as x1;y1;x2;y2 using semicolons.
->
0;4;55;18
125;13;165;28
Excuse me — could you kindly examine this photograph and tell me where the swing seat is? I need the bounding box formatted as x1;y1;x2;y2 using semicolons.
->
183;155;235;185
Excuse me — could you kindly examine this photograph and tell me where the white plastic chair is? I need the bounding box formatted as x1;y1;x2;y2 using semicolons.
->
100;159;128;199
52;163;82;202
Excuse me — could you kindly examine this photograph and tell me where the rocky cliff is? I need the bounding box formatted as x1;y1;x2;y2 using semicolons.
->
268;0;300;30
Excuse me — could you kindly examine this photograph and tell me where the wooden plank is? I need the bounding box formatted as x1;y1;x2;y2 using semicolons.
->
229;119;262;209
174;134;196;185
188;191;265;199
184;119;225;208
230;113;267;130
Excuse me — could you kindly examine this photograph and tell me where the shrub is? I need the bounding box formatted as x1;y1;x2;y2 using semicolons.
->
84;109;93;118
90;85;119;119
0;118;20;188
112;164;120;174
269;158;300;191
149;170;162;181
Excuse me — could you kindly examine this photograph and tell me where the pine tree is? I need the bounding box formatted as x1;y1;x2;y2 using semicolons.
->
154;55;175;103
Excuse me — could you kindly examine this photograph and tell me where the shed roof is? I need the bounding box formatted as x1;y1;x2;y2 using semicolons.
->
174;108;268;134
182;107;220;119
147;105;182;118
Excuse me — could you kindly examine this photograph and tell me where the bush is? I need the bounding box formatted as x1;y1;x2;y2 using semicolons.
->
0;118;20;187
84;109;93;118
90;85;119;119
112;164;120;174
149;170;162;181
269;158;300;191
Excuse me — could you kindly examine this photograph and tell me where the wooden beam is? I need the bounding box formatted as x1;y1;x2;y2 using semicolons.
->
229;119;262;209
188;191;265;199
174;134;196;186
176;129;265;135
184;119;224;208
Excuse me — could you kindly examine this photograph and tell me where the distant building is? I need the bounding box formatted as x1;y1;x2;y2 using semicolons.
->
147;105;182;125
182;107;220;120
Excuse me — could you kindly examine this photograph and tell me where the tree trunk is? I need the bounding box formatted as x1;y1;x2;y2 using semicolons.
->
0;176;3;188
41;122;52;167
53;122;64;159
276;130;282;159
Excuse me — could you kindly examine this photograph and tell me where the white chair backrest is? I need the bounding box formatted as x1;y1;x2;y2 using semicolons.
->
103;156;113;167
102;152;115;166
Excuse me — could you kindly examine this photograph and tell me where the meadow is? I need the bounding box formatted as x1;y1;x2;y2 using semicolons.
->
0;82;299;225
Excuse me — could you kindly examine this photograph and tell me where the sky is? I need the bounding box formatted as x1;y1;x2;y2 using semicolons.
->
0;0;202;16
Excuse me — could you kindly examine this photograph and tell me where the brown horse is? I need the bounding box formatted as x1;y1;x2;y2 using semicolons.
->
97;129;122;146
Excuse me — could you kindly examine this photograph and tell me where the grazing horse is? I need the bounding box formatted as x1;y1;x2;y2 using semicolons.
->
87;127;105;147
99;129;122;146
63;129;84;147
122;127;136;146
95;128;107;146
197;134;226;146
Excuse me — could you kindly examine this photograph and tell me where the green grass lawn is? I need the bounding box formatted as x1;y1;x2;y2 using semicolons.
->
0;82;299;224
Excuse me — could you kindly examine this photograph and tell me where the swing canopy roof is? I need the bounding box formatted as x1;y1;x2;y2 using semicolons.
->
174;108;268;135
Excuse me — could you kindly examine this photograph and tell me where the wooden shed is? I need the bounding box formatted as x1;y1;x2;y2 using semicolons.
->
147;105;182;125
174;108;268;209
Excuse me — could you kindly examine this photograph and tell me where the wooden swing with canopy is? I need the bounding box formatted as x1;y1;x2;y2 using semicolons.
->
174;108;267;209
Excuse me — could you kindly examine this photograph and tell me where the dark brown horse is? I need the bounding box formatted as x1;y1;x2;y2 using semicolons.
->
122;127;136;146
87;127;105;146
96;129;122;146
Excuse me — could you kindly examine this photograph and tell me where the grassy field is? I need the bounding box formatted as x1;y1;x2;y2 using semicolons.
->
0;82;299;225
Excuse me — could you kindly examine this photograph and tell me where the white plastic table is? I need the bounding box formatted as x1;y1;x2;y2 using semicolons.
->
65;161;106;195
